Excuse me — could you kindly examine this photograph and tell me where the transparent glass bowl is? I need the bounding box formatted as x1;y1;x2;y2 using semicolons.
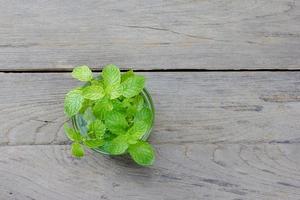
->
71;88;155;155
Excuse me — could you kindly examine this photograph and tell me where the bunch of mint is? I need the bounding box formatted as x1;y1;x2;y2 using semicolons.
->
64;64;155;166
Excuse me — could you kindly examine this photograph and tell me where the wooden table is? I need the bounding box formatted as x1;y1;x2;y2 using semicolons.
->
1;1;300;199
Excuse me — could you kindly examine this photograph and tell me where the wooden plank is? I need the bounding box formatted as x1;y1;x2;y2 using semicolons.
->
0;144;299;199
0;0;299;70
1;72;300;145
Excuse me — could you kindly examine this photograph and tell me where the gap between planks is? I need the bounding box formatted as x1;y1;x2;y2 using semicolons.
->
1;68;300;73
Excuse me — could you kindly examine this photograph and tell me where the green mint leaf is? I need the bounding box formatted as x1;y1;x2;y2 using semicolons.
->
64;124;82;142
64;89;84;117
88;119;106;138
82;85;105;100
102;64;121;87
105;84;122;100
122;75;145;98
105;135;129;155
127;121;148;144
111;99;127;113
71;142;85;158
128;141;155;166
83;139;104;148
134;107;152;124
101;65;122;99
121;70;134;82
105;111;128;135
93;98;113;119
110;84;123;99
133;95;144;111
72;65;93;82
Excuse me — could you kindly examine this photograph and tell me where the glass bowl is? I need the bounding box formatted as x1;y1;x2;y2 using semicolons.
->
71;88;155;155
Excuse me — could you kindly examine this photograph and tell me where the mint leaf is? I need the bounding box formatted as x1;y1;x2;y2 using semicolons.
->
64;124;82;142
128;141;155;166
102;65;122;99
102;64;121;87
83;139;104;148
121;70;134;82
127;121;148;144
106;84;122;100
72;65;93;82
134;107;152;124
122;75;145;98
112;99;127;113
64;89;84;117
88;119;106;138
82;85;105;100
133;95;144;111
105;135;129;155
93;98;113;119
105;111;128;135
71;142;85;158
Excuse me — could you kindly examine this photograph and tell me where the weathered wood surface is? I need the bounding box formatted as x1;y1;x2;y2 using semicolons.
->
0;0;299;70
0;144;299;200
1;72;300;199
1;72;300;145
1;0;299;199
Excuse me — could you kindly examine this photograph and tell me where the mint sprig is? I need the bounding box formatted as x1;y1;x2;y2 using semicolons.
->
64;89;84;117
71;142;85;157
64;64;155;166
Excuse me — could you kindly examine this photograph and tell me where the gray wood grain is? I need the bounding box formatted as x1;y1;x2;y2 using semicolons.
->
1;72;300;145
0;144;299;200
0;0;299;70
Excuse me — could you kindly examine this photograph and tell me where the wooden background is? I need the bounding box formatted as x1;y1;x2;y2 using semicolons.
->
0;1;300;199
